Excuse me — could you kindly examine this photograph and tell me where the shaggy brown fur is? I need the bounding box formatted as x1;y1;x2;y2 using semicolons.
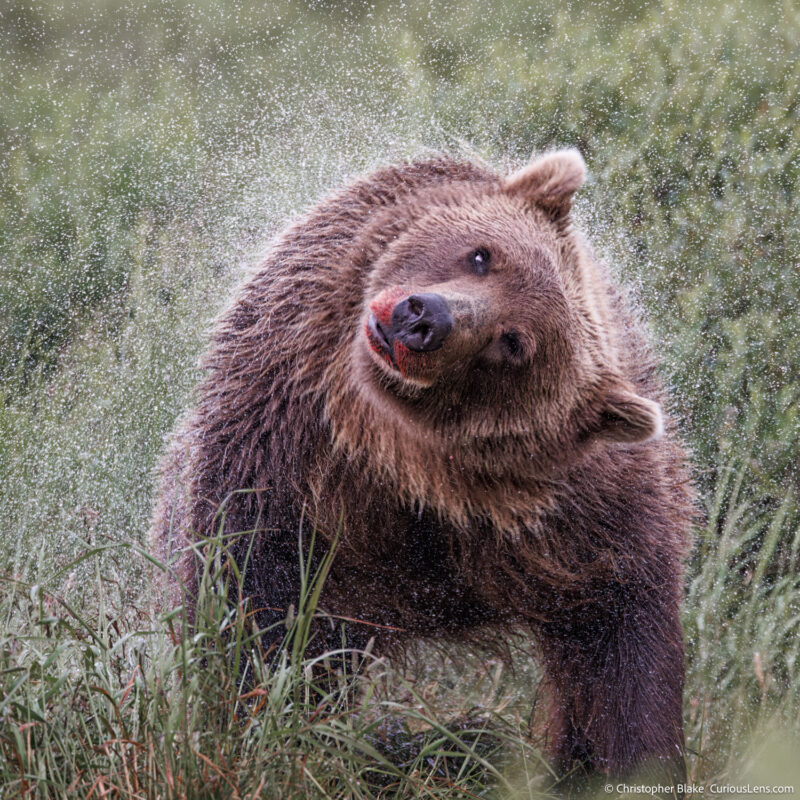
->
150;150;695;782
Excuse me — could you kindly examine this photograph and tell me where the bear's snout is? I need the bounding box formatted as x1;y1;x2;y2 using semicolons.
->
390;293;453;352
366;285;493;381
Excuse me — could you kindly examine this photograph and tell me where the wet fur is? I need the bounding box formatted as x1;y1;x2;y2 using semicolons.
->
150;156;695;779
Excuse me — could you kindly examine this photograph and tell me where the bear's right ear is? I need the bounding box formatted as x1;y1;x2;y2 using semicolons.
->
586;380;664;445
503;148;585;222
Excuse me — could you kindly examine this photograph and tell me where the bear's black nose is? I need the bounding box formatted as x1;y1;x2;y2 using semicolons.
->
390;293;453;352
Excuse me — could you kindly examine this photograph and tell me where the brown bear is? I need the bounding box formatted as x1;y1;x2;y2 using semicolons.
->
150;150;695;782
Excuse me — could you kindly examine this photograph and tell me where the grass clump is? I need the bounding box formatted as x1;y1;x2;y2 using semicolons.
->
1;528;520;798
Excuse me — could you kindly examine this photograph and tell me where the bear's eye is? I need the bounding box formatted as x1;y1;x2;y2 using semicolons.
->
468;247;491;276
500;331;522;358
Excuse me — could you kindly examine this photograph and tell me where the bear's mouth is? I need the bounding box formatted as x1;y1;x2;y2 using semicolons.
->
365;312;397;369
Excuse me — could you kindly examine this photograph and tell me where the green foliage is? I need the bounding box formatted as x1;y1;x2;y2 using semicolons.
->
1;0;799;796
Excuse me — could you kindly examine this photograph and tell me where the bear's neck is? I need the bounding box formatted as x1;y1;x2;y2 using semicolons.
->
318;385;580;539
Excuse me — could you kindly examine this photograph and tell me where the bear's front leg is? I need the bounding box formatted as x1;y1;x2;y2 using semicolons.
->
534;581;686;787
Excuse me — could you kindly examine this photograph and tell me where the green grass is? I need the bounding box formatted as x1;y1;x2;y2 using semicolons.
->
1;528;544;798
1;0;800;796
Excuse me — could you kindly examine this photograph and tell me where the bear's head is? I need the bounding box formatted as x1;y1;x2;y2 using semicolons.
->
350;150;662;471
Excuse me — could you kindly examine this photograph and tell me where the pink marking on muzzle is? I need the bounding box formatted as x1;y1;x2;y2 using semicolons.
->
392;339;434;379
369;286;411;327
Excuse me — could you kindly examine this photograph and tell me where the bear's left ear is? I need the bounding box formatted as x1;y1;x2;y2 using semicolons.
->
504;148;586;221
588;382;664;444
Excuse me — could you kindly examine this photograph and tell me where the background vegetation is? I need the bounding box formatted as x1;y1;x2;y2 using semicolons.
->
1;0;799;796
